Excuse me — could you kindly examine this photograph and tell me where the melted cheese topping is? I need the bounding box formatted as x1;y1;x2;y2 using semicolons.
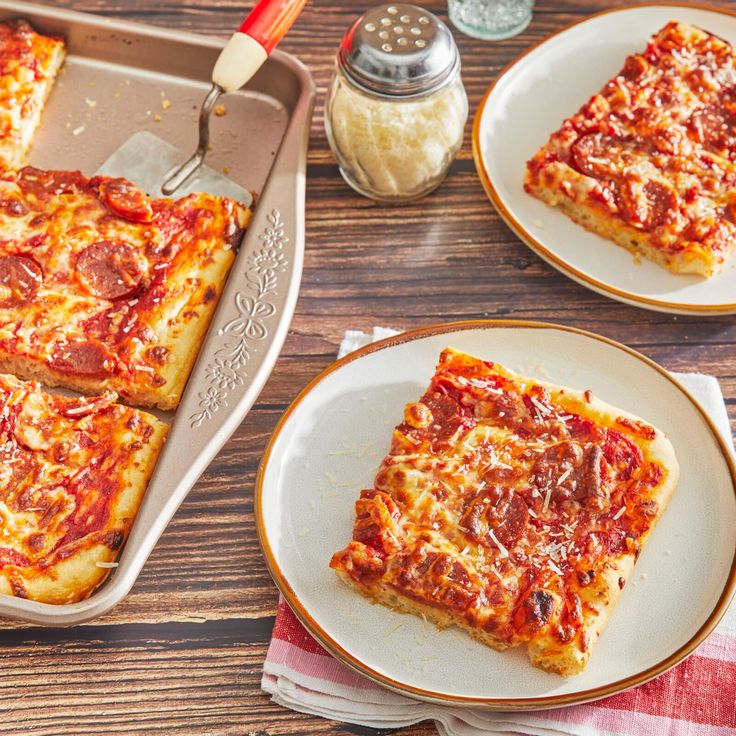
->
0;21;65;167
525;21;736;270
331;348;671;656
0;167;249;405
0;372;162;592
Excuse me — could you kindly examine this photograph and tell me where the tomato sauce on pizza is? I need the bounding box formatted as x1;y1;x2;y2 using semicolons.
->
0;372;166;604
331;348;679;675
0;166;251;409
525;21;736;277
0;18;254;605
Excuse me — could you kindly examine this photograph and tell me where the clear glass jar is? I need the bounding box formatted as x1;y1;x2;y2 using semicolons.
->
325;68;467;203
324;4;469;204
448;0;534;41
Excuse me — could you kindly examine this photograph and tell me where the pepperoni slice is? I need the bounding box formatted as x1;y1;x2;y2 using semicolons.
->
51;339;115;378
91;177;153;223
638;180;676;229
76;241;145;300
0;254;42;307
417;391;475;447
487;487;530;547
532;441;585;501
570;133;619;179
461;487;529;549
615;180;675;231
620;54;648;82
17;167;83;200
688;105;736;151
424;393;461;436
0;197;27;217
0;444;35;497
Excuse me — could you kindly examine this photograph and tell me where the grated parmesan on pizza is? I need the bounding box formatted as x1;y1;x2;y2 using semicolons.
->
0;372;166;604
525;21;736;277
0;167;251;409
331;348;679;675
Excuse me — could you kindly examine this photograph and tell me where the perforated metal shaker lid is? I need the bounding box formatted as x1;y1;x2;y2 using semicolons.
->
337;4;461;98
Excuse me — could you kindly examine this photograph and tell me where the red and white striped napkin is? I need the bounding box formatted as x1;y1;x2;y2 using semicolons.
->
261;328;736;735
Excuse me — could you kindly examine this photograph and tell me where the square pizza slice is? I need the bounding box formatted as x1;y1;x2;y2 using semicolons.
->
525;21;736;277
0;372;167;604
0;166;251;409
0;20;65;168
331;348;679;675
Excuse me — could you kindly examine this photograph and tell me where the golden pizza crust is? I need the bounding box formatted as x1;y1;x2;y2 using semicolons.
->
0;354;117;405
332;348;679;676
142;205;251;409
525;175;722;277
526;555;634;675
334;569;514;652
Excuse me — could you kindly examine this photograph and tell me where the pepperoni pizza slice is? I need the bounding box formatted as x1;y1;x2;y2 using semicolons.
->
0;166;251;410
525;21;736;277
0;372;166;604
330;348;679;675
0;20;65;168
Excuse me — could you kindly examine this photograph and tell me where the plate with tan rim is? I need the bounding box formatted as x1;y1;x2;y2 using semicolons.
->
256;321;736;708
473;3;736;316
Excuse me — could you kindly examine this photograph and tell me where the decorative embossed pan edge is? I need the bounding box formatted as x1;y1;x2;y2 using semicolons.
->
0;0;315;625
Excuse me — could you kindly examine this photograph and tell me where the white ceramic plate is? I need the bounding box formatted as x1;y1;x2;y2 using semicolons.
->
473;4;736;315
256;321;736;708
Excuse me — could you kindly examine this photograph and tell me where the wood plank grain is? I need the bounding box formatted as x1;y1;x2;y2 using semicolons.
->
0;0;734;734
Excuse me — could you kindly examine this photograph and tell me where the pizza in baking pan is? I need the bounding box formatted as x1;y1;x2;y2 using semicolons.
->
0;167;251;410
525;21;736;278
331;348;679;675
0;21;253;411
0;372;166;604
0;18;258;607
0;20;65;168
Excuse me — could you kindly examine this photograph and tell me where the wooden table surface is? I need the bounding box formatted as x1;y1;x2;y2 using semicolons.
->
3;0;735;734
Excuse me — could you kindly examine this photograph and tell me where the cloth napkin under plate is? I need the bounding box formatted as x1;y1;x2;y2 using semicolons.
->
262;328;736;736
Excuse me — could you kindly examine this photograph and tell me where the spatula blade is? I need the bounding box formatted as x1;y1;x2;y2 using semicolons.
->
96;131;253;206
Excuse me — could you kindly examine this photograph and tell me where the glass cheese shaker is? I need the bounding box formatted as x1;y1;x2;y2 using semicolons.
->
325;4;468;204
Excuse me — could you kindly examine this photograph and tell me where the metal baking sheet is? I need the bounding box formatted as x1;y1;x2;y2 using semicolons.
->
0;0;314;624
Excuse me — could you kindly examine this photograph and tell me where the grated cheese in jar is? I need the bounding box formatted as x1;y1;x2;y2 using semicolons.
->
326;72;467;202
325;4;468;203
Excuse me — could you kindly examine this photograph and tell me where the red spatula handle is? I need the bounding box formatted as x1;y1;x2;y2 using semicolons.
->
212;0;307;92
239;0;308;54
